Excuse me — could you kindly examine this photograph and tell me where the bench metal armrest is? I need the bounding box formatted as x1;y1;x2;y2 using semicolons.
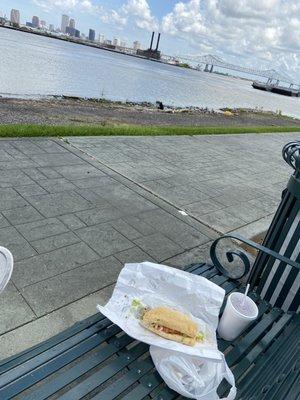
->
210;233;300;280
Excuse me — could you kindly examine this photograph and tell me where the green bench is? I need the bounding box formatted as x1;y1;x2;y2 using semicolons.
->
0;141;299;400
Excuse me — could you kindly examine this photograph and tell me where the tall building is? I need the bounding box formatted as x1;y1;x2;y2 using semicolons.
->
10;9;20;25
32;16;39;28
98;34;105;43
61;14;69;33
49;24;54;31
69;18;75;29
40;20;46;28
113;38;119;46
120;41;126;48
66;26;80;38
88;29;95;41
133;41;141;50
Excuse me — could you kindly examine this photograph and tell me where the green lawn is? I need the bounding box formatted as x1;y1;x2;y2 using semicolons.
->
0;124;299;138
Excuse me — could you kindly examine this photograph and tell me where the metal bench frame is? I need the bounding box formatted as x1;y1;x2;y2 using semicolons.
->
0;142;299;399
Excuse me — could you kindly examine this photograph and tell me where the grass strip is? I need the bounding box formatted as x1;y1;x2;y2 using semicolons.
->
0;124;299;138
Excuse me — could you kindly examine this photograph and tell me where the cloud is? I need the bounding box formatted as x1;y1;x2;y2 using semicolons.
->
161;0;300;81
100;10;127;27
162;0;206;35
32;0;101;13
123;0;158;31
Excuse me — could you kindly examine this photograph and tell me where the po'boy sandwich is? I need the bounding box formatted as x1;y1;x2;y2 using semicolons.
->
140;306;204;346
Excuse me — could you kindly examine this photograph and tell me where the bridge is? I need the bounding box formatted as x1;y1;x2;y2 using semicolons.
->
161;53;299;87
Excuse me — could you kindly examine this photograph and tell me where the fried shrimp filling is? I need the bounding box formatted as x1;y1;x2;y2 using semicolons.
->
151;323;187;336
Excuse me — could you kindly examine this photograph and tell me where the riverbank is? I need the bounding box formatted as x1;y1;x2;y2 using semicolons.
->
0;97;299;128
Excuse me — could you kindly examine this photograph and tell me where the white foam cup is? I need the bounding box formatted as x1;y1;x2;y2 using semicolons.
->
217;292;259;341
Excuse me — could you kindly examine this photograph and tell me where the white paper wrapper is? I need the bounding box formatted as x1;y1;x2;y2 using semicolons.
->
98;262;225;361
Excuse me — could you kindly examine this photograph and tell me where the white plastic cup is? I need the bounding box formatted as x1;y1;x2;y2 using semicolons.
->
217;292;258;341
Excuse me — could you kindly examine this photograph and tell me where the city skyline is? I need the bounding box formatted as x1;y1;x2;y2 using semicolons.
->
0;0;299;81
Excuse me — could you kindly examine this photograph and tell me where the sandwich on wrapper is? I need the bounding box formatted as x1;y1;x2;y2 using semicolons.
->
140;306;204;346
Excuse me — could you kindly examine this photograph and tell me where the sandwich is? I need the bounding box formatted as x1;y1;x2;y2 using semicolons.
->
140;306;204;346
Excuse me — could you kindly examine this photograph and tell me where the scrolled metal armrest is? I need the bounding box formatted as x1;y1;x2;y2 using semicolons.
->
210;233;300;280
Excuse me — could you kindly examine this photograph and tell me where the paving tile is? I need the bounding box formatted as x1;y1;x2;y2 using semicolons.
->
92;184;158;213
13;242;99;288
76;207;123;226
184;199;225;217
0;150;13;162
11;140;46;155
0;291;36;335
17;218;69;241
0;160;38;170
34;140;69;154
21;256;122;315
224;202;268;223
37;167;62;179
0;169;34;188
0;213;10;228
214;187;264;207
72;176;114;189
58;213;86;230
54;164;105;180
199;210;246;233
2;205;44;225
75;188;110;207
0;196;29;212
30;153;84;167
122;215;157;236
0;188;22;200
133;233;183;262
26;191;91;217
108;219;144;240
140;209;210;249
14;183;48;197
76;224;135;257
114;246;156;264
31;231;81;254
23;167;50;180
37;178;77;193
0;226;36;261
2;143;29;159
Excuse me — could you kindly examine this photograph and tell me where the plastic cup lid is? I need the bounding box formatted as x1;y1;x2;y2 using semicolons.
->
0;247;13;293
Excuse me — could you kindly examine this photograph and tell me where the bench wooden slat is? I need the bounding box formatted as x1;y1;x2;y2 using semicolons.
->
232;312;294;377
0;324;121;399
151;387;177;400
0;313;105;375
0;319;112;389
226;308;282;367
91;357;155;400
185;263;206;273
57;342;148;400
274;369;300;400
121;370;162;400
21;334;133;400
218;299;270;352
218;313;297;397
236;315;300;399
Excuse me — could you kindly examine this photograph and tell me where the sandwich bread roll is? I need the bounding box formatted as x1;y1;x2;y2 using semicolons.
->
141;306;199;346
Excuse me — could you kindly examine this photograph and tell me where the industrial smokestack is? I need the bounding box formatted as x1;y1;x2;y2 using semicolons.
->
150;31;155;50
155;33;161;51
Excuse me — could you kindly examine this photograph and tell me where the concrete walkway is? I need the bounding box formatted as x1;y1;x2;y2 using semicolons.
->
68;132;299;235
0;132;298;358
0;137;217;357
